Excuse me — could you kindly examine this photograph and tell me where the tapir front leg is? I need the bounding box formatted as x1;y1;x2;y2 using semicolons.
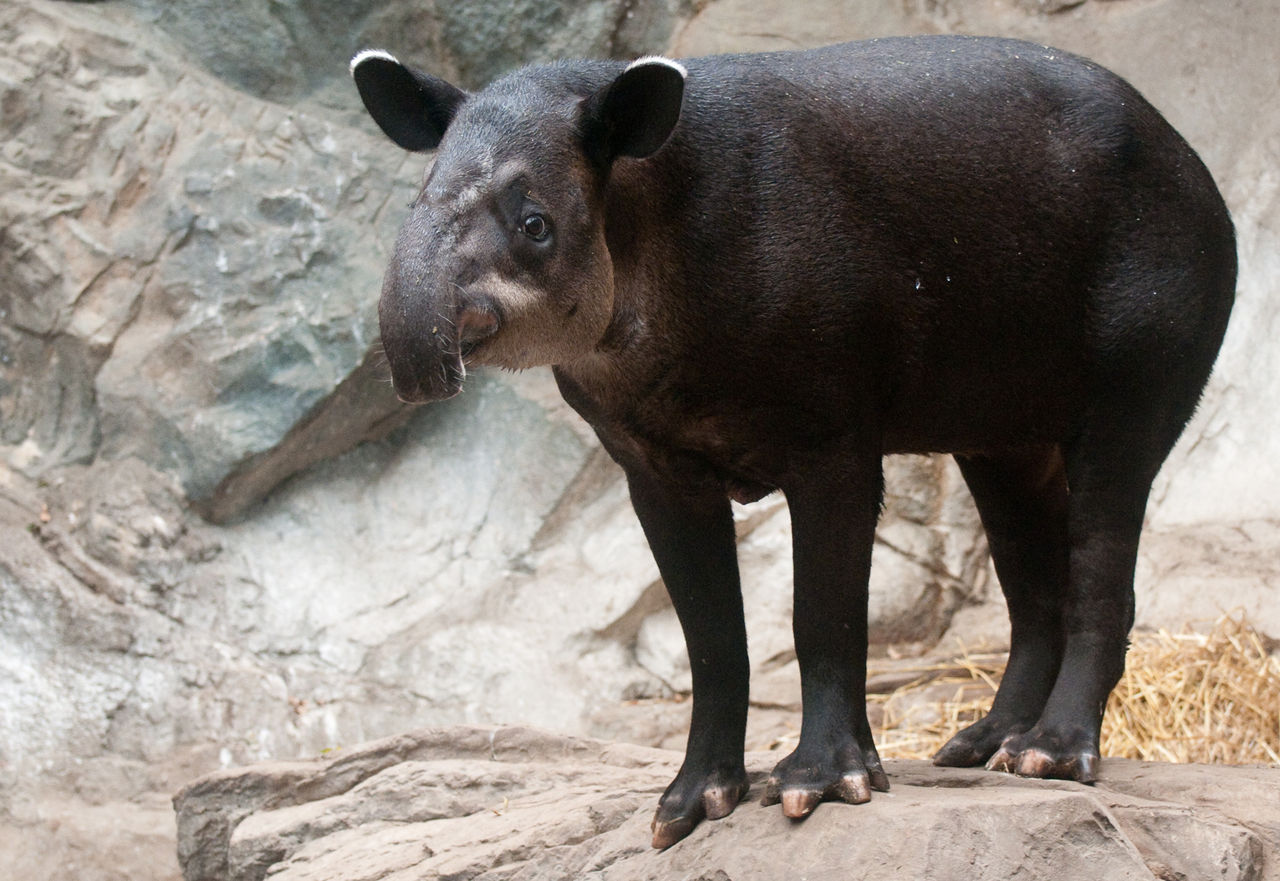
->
625;466;751;849
763;455;890;816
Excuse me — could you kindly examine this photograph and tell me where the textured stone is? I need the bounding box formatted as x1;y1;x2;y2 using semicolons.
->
0;0;411;500
1016;0;1087;14
100;0;693;104
173;726;1280;881
0;0;689;509
196;344;413;524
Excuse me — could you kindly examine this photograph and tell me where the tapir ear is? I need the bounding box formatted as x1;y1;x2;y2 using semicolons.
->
581;56;686;164
350;49;467;152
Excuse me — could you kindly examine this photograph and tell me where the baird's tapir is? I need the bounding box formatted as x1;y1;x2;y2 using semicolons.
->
350;35;1235;848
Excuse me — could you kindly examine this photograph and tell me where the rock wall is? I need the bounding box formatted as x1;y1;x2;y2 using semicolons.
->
1;0;1278;878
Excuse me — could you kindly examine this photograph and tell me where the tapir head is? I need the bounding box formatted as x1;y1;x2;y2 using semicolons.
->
350;50;686;402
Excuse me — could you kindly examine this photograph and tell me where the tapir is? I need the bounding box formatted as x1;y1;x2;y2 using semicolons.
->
350;36;1235;848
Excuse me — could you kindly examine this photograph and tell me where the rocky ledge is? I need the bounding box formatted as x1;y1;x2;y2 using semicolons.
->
174;726;1279;881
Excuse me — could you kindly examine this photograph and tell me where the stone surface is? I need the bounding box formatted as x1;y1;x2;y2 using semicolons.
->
0;0;411;500
107;0;694;103
174;725;1280;881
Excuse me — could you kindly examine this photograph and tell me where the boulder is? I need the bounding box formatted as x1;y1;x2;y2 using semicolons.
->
173;725;1280;881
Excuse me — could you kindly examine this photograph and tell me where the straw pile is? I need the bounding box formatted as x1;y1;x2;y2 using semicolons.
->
870;612;1280;765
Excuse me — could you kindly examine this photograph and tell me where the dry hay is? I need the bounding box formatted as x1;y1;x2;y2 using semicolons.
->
870;612;1280;765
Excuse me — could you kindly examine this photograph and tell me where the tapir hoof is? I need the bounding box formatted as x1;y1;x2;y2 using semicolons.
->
985;727;1100;783
933;714;1034;767
760;742;890;819
651;769;750;848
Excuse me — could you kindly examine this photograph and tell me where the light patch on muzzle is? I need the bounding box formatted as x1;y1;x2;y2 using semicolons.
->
460;271;553;368
473;270;542;314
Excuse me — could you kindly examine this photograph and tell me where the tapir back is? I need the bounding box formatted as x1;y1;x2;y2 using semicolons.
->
598;36;1235;454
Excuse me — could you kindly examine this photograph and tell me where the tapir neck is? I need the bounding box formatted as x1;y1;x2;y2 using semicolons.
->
561;119;798;418
558;158;689;387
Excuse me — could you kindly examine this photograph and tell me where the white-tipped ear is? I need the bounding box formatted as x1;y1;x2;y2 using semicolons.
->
350;50;468;152
349;48;400;76
581;57;686;164
625;55;688;79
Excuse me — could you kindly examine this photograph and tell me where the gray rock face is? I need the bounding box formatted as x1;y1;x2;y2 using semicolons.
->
173;726;1280;881
0;0;689;512
1;0;410;501
109;0;693;102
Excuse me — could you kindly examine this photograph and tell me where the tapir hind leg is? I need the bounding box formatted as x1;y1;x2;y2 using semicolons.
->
934;444;1070;767
983;150;1236;775
985;414;1172;781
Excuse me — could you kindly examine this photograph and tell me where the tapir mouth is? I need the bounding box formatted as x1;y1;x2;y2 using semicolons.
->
389;349;464;404
457;302;500;356
384;302;499;405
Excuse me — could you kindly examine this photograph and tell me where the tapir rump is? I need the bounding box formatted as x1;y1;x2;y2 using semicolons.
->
350;36;1235;848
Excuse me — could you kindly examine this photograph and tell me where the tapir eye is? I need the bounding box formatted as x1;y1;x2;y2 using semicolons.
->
521;213;551;242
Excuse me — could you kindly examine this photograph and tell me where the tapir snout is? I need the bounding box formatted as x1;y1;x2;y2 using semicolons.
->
378;208;503;403
354;49;685;403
